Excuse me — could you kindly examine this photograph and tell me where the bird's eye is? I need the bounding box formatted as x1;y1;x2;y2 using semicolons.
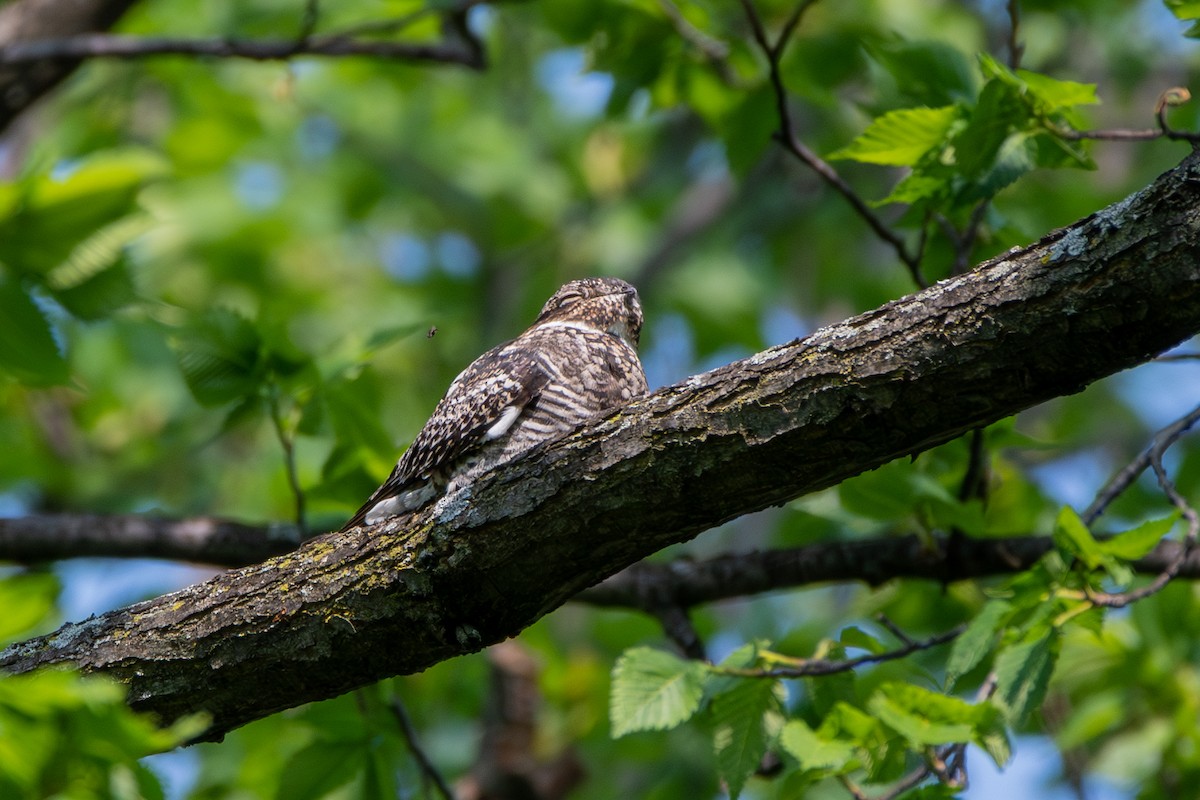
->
556;291;582;309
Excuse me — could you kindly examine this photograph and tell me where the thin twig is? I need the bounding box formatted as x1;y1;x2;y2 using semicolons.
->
389;696;457;800
958;428;989;503
658;0;738;84
267;387;307;535
1006;0;1024;70
1083;404;1200;525
712;626;963;679
1083;404;1200;608
738;0;928;287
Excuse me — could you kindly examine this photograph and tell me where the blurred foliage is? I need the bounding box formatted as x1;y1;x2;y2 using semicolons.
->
2;0;1200;798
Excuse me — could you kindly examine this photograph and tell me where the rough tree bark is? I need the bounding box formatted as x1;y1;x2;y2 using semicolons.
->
4;152;1200;740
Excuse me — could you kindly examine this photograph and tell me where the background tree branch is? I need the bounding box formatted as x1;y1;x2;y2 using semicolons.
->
0;514;301;566
5;152;1200;741
0;0;138;134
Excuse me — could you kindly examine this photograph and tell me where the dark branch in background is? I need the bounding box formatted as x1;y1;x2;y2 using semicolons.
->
388;695;456;800
737;0;929;288
577;536;1200;610
657;0;739;85
5;154;1200;739
0;0;138;135
1006;0;1023;70
0;30;486;69
0;514;301;566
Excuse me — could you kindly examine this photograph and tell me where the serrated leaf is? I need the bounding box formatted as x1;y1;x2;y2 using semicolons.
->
994;633;1059;724
0;277;68;386
711;678;781;799
1100;514;1177;560
779;719;857;772
173;309;264;406
1017;69;1099;111
946;600;1012;690
1053;506;1105;569
51;255;138;321
830;106;960;166
0;150;166;276
611;647;708;737
868;684;976;746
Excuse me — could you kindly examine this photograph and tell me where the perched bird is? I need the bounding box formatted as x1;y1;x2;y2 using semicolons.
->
341;277;648;531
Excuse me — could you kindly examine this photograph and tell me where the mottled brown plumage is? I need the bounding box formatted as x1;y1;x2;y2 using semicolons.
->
341;277;647;531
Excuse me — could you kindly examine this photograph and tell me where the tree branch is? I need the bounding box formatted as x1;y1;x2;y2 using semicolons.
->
5;153;1200;741
0;0;138;134
577;535;1200;610
0;514;301;566
0;31;486;69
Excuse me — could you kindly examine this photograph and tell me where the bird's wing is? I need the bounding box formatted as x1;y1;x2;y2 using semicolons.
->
341;346;549;531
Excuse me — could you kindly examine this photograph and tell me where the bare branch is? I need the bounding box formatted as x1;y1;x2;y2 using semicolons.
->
0;513;301;566
739;0;927;286
0;31;486;69
711;626;962;679
389;695;456;800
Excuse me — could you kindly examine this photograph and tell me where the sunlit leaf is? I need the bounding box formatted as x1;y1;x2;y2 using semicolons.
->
1100;514;1178;560
611;647;708;737
829;106;960;166
779;719;857;772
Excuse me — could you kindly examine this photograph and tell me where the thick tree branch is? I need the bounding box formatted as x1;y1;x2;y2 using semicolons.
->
5;154;1200;741
0;0;138;134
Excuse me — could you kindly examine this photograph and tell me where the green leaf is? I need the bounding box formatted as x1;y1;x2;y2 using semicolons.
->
839;626;887;655
173;308;265;406
0;276;69;386
274;740;366;800
710;678;782;799
1100;514;1177;560
0;150;166;276
1053;505;1105;569
868;684;976;746
867;40;979;106
829;106;960;166
994;633;1059;724
1017;68;1100;111
611;647;708;737
51;254;138;321
1165;0;1200;21
779;719;857;772
953;79;1024;178
946;600;1012;690
0;573;59;646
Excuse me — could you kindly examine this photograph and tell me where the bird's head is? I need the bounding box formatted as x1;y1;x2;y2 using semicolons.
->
534;277;644;348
